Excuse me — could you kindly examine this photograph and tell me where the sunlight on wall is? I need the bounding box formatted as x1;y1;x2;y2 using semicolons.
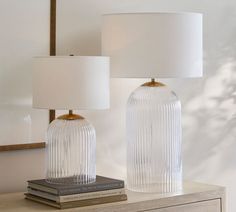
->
182;59;236;211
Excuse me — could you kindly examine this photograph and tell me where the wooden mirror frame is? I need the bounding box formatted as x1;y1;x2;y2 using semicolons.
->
0;0;56;152
49;0;56;123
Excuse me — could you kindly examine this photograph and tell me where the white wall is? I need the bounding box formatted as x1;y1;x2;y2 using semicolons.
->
1;0;236;211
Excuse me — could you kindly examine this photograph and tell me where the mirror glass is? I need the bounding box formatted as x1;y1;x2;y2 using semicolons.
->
0;0;49;148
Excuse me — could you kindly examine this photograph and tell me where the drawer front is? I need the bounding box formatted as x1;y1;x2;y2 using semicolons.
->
146;199;221;212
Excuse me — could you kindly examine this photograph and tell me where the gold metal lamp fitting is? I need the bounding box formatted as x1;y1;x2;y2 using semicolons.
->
57;110;84;120
142;78;166;87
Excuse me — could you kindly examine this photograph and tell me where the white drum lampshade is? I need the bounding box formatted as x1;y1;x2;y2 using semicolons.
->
102;13;202;192
33;56;109;184
102;13;202;78
33;56;109;110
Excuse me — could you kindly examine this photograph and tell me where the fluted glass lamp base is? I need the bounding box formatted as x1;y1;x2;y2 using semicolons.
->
46;113;96;185
127;80;182;193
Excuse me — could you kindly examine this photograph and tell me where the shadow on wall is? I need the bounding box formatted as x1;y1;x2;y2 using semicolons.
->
175;3;236;182
182;41;236;181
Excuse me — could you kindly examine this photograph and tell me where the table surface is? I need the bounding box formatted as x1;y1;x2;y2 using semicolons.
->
0;181;225;212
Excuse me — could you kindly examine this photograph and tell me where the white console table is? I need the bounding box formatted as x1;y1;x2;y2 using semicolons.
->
0;181;225;212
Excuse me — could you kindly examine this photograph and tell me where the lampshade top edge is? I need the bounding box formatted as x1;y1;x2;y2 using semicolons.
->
32;105;110;111
102;12;202;16
34;56;109;59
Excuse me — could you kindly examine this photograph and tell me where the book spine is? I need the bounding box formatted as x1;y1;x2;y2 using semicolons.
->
28;183;57;195
28;188;58;202
61;194;128;209
59;182;124;195
25;194;61;209
59;189;125;202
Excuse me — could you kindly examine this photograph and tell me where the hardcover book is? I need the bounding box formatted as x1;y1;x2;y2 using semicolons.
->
25;193;127;209
27;175;124;195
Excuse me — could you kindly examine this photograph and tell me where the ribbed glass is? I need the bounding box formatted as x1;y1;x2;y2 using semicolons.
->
127;85;182;193
46;118;96;184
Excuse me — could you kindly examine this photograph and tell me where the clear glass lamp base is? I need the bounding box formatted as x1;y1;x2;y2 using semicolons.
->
127;81;182;193
46;116;96;185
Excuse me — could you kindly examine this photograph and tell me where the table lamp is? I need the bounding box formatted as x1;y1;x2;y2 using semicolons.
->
33;56;109;184
102;12;202;193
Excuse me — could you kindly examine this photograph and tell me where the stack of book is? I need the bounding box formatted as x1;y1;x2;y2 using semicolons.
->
25;176;127;209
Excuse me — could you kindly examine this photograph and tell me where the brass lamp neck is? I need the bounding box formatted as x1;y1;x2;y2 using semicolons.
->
58;110;84;120
142;78;166;87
